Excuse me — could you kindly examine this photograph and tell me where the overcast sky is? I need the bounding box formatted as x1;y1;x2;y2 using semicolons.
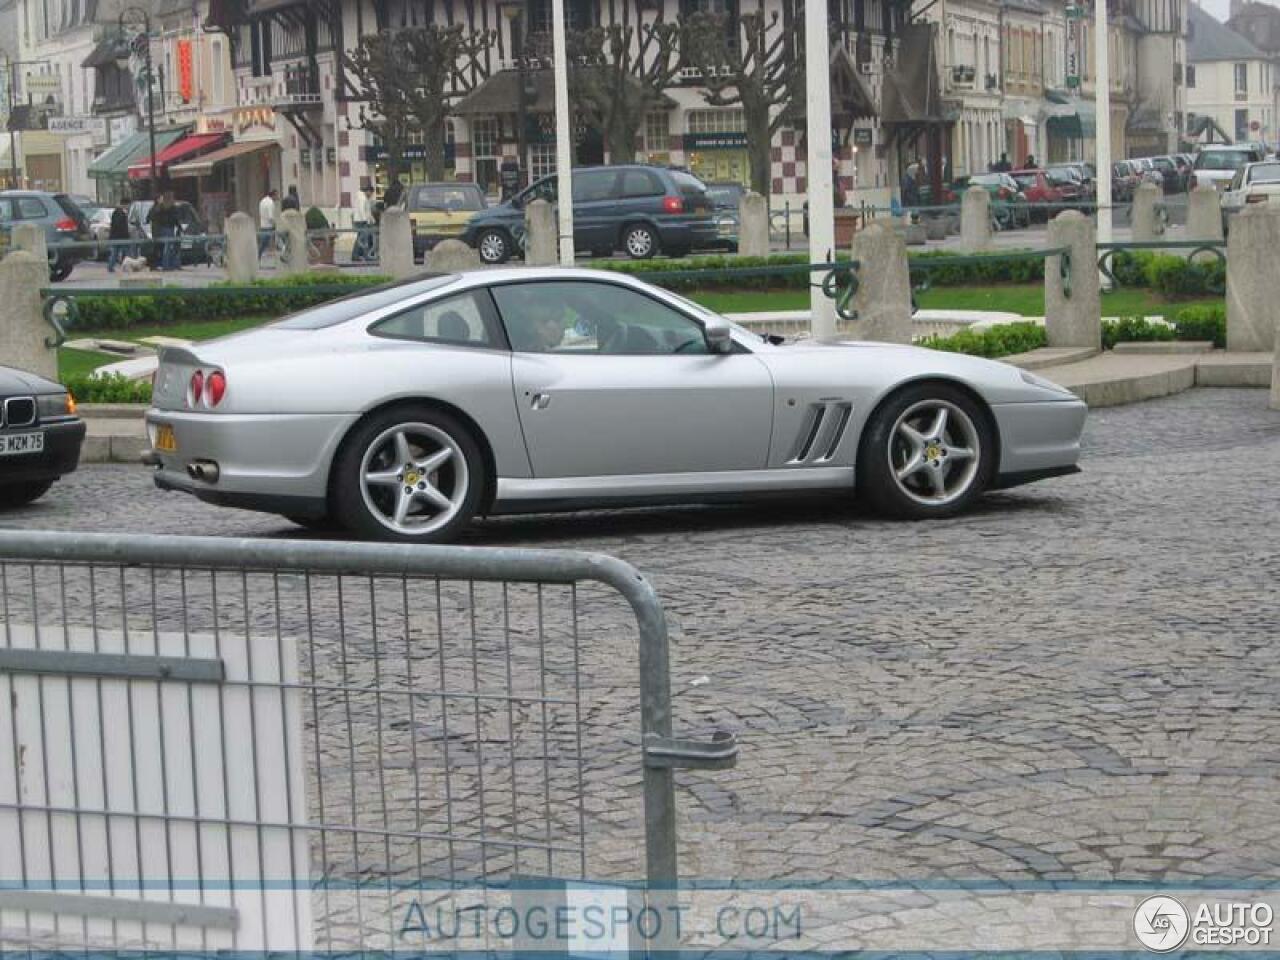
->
1195;0;1261;25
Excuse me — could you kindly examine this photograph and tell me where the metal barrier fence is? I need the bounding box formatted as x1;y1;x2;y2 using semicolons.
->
0;530;735;954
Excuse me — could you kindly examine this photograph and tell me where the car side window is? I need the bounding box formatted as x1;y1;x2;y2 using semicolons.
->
0;200;12;223
572;170;616;202
370;290;501;348
619;170;663;198
491;281;711;356
521;178;556;205
17;197;47;219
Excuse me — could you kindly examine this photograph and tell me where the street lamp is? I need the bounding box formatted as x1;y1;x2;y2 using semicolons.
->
119;6;158;189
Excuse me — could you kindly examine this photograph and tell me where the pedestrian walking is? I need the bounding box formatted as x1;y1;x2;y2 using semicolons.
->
383;173;405;210
353;184;375;262
282;185;301;212
147;191;181;272
107;198;130;273
258;187;277;259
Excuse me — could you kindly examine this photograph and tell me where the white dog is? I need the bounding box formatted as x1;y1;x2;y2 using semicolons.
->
119;255;149;273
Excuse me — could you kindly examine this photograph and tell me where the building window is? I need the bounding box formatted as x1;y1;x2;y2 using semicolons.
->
212;40;225;103
530;142;557;181
472;116;499;190
1235;62;1248;92
686;108;745;134
643;111;670;158
1235;108;1248;141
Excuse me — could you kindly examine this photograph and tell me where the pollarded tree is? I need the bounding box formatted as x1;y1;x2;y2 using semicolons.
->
681;1;806;195
567;16;683;163
349;24;496;181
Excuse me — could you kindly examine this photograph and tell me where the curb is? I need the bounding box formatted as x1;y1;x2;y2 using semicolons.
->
81;434;149;465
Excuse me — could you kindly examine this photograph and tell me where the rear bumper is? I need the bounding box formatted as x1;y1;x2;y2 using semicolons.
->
0;419;85;484
658;218;722;248
145;408;358;508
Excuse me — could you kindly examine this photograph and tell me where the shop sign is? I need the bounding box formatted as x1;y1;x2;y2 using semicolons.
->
47;116;107;139
853;127;874;146
233;105;276;139
682;131;749;150
196;113;234;136
24;74;62;102
110;115;137;142
367;143;455;162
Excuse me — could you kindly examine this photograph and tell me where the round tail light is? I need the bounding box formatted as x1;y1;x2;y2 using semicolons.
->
205;370;227;407
188;370;204;407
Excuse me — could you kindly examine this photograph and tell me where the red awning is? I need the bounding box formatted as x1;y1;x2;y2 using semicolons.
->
127;132;229;180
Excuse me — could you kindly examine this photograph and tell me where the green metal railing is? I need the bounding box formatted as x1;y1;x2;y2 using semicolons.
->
1095;239;1227;291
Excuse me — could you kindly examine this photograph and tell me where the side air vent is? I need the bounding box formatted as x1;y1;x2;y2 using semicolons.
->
788;400;853;465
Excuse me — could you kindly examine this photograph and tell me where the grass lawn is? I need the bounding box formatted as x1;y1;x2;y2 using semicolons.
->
692;284;1223;318
58;347;119;382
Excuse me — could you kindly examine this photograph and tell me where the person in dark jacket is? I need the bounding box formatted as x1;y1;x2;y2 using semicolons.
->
383;173;404;210
107;199;130;273
147;191;181;271
281;185;301;211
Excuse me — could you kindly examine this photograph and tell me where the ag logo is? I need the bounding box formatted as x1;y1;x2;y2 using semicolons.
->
1134;896;1190;952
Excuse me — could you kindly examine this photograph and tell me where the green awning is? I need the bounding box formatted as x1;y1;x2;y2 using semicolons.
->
87;128;185;180
1044;90;1097;140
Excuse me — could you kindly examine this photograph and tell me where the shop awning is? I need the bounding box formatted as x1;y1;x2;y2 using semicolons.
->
168;138;278;178
89;128;185;180
128;131;227;179
1044;90;1097;140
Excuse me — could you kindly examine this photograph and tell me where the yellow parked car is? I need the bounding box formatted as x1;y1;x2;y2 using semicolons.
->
407;182;488;260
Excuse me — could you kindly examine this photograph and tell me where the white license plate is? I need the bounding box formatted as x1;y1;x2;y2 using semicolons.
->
0;432;43;456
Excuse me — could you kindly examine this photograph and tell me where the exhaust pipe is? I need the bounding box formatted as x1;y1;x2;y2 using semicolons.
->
186;460;220;484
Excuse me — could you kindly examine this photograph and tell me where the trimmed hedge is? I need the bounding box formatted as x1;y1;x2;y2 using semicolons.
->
71;273;392;332
1100;316;1175;350
1108;251;1224;297
919;322;1047;358
66;372;152;404
1172;304;1226;348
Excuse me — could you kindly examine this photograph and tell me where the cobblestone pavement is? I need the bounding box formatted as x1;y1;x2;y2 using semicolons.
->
3;387;1279;894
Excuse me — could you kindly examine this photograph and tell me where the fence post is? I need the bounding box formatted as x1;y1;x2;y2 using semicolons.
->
425;237;482;271
846;220;911;341
524;199;557;266
378;207;415;278
225;212;259;283
0;250;55;380
1226;203;1280;353
12;222;47;264
277;209;309;276
1130;182;1165;241
737;190;769;257
960;186;992;252
1186;184;1224;248
1045;210;1101;350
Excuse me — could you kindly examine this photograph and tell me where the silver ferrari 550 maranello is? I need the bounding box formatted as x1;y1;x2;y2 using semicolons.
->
145;268;1087;542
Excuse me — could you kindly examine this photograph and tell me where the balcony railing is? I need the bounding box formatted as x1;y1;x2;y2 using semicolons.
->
274;63;321;108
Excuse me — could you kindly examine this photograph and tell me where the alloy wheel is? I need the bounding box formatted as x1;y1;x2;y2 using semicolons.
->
887;399;982;507
358;422;470;536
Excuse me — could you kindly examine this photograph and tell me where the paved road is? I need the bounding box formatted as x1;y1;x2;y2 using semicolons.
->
3;388;1278;896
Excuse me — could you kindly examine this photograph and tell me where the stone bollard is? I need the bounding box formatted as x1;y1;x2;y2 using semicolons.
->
524;199;557;266
425;238;482;272
379;208;415;279
1226;203;1280;353
277;209;309;276
1045;211;1101;350
1130;182;1165;242
224;212;259;283
960;186;993;252
12;222;48;272
737;190;769;257
845;221;912;342
0;251;56;380
1186;184;1224;249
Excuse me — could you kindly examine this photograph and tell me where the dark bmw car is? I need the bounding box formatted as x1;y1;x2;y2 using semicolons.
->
461;164;720;263
0;365;86;508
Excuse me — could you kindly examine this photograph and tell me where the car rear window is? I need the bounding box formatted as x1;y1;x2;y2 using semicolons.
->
410;185;485;212
1196;151;1252;171
54;195;84;219
272;275;459;330
619;169;663;197
670;170;710;197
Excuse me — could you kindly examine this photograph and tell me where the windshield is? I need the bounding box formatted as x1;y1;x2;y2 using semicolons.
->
273;275;459;330
1196;150;1252;171
410;185;485;212
1011;172;1037;189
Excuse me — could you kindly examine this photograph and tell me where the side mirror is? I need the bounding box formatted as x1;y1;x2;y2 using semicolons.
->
703;315;733;354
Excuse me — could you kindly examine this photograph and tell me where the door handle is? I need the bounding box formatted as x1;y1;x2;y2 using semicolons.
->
530;392;551;410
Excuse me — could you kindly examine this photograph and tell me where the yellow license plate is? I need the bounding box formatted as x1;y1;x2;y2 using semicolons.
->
154;424;177;452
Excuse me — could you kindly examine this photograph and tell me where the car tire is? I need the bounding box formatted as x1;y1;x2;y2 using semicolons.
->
0;481;53;510
476;229;512;265
857;383;996;521
332;404;486;544
622;223;659;260
49;259;72;283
